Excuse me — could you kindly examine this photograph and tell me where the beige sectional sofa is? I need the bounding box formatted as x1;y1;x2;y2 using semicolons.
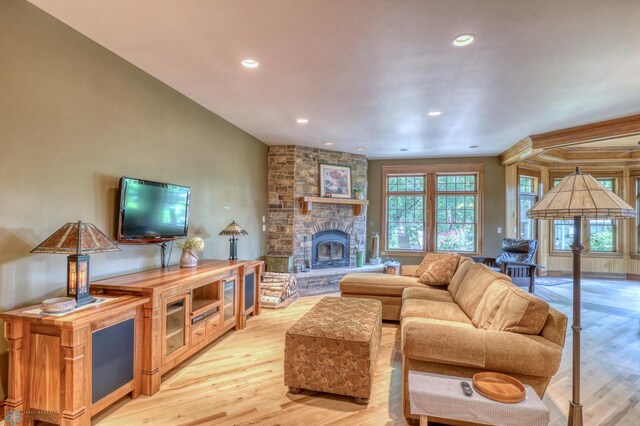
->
339;257;568;422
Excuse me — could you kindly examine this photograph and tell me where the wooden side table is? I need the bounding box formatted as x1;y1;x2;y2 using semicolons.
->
1;296;147;425
408;371;550;426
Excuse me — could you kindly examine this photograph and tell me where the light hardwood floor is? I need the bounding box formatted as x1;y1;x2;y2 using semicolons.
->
87;278;639;425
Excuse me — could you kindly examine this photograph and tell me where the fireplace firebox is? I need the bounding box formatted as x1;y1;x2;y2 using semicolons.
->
311;230;350;269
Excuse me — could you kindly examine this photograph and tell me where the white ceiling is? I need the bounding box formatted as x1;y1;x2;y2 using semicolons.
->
29;0;640;159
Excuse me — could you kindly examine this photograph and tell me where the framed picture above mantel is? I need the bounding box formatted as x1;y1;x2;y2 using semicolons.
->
319;163;352;199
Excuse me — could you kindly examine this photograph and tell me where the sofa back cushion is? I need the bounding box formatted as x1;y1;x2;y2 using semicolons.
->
417;253;461;286
447;258;474;298
453;263;510;319
472;280;550;335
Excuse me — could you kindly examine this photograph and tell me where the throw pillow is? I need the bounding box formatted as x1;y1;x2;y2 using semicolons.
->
417;253;460;286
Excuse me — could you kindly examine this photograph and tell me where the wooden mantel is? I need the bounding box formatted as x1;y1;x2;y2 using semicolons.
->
298;196;368;216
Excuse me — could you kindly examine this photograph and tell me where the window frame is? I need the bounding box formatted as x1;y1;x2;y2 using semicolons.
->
516;168;541;241
385;176;427;252
434;174;479;253
549;172;621;255
632;173;640;256
381;163;484;256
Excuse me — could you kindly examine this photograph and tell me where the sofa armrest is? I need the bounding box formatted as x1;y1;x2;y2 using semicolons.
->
402;318;563;378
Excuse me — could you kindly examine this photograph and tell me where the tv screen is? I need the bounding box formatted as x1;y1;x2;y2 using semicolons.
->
117;177;191;243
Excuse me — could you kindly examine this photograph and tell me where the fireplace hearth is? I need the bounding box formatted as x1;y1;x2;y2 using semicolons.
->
311;230;350;269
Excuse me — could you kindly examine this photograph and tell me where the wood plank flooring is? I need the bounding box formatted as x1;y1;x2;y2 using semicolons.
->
87;278;639;425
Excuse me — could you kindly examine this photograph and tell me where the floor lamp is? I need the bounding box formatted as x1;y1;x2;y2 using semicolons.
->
527;167;635;425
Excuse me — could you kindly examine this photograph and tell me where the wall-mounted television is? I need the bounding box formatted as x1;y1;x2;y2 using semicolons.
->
117;177;191;243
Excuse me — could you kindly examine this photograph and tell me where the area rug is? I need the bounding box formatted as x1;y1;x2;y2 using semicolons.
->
535;277;572;286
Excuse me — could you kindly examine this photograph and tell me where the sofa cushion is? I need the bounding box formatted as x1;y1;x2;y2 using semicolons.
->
402;287;455;304
339;273;423;297
400;299;472;325
414;252;459;278
473;280;550;335
401;318;485;368
417;253;460;286
447;257;474;298
453;264;510;319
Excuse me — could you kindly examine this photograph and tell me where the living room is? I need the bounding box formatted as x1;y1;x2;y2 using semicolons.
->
1;1;639;425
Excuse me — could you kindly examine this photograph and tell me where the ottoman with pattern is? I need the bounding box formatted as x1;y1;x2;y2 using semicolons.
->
284;296;382;404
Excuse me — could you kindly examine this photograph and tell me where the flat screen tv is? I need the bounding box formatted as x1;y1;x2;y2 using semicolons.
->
117;177;191;243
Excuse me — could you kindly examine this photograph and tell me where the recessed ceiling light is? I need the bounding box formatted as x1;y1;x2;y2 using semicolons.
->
400;148;408;152
324;142;334;146
469;145;478;149
427;111;442;117
296;118;309;124
451;33;475;47
357;147;366;151
240;58;259;68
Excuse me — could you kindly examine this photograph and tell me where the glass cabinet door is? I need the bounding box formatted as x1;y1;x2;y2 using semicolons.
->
223;279;236;322
165;297;186;357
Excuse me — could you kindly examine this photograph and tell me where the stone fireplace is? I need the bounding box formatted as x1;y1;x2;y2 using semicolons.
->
267;145;367;270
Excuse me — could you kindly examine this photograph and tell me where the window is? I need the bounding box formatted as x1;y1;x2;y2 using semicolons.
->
551;175;618;253
518;176;538;240
435;175;477;252
637;179;640;253
382;165;483;254
386;176;425;251
554;220;574;250
588;178;616;252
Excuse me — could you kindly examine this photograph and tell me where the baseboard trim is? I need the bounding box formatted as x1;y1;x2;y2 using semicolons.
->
626;273;640;280
546;270;627;279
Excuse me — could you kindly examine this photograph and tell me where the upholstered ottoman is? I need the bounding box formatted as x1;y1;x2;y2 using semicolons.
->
284;296;382;404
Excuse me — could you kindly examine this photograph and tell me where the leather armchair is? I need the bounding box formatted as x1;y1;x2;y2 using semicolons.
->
472;238;541;293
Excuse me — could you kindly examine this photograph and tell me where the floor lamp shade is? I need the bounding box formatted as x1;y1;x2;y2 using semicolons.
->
527;168;634;426
31;221;121;306
219;221;248;261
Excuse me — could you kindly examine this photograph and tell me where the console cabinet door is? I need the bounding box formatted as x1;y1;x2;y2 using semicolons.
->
222;276;238;327
162;291;190;365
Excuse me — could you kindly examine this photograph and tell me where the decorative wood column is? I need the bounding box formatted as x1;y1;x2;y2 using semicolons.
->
60;327;90;426
3;320;26;424
141;295;161;396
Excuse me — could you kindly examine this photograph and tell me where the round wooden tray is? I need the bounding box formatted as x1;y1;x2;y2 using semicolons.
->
472;372;526;403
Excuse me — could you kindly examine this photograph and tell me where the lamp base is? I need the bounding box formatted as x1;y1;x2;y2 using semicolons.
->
228;236;238;261
75;294;96;307
568;401;583;425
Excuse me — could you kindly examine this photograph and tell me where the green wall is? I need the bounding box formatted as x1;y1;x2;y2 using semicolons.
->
367;156;505;265
0;0;268;400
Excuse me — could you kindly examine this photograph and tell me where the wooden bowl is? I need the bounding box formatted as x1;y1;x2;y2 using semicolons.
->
41;297;77;314
472;372;526;403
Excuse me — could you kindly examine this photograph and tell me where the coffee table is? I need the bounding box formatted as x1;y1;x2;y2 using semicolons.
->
408;371;550;426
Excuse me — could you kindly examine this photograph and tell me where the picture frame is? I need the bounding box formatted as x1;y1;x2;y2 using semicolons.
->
319;163;352;199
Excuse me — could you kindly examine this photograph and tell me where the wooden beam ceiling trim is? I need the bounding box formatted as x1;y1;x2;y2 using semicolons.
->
498;137;543;165
529;113;640;150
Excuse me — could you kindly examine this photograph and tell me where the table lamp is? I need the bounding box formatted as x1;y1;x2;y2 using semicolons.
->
527;167;635;425
219;221;248;261
31;220;121;306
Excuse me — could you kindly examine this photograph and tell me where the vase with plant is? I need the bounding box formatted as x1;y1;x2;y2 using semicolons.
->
353;184;365;200
176;236;205;268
